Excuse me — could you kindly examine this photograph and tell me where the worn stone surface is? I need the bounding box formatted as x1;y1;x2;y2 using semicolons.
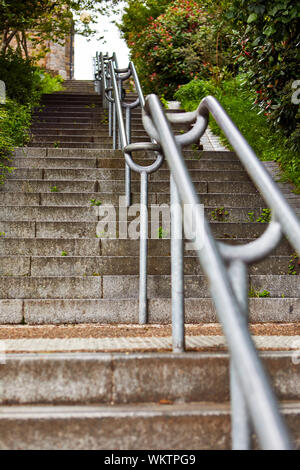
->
0;300;23;323
0;351;299;405
0;403;299;450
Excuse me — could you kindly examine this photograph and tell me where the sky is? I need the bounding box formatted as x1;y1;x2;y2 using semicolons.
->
74;8;130;80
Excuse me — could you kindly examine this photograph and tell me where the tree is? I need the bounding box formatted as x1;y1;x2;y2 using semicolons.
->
118;0;172;42
0;0;118;58
122;0;232;98
226;0;300;150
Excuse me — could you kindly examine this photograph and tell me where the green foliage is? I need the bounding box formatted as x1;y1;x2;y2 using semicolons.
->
174;78;222;110
247;212;255;222
0;1;117;57
288;253;299;276
119;0;172;42
158;226;168;239
226;0;300;152
247;208;272;223
0;51;64;183
249;288;271;298
211;207;229;221
90;198;102;206
0;98;31;183
256;209;271;224
120;0;299;156
176;75;300;190
0;50;63;106
124;0;232;98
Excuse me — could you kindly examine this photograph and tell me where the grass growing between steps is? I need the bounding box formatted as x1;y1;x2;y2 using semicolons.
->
175;76;300;192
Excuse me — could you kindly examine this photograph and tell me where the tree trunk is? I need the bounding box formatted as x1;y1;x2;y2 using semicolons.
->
1;29;18;54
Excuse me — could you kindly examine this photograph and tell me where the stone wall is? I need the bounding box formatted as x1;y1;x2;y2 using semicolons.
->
10;34;74;79
30;37;74;79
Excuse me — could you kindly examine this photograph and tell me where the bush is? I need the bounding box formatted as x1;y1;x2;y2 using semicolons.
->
0;49;63;106
174;78;222;110
0;50;63;182
175;75;300;190
226;0;300;151
127;0;232;98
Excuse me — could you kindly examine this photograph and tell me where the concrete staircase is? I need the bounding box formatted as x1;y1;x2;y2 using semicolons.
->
0;80;299;449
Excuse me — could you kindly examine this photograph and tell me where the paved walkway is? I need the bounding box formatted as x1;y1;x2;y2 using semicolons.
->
201;128;228;151
0;324;299;353
1;335;299;353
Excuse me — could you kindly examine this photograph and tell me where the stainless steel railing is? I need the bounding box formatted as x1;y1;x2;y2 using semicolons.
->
94;53;299;449
143;93;300;450
94;54;164;323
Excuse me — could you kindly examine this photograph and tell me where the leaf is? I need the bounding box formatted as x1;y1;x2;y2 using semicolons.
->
159;399;173;405
247;13;258;24
263;25;276;37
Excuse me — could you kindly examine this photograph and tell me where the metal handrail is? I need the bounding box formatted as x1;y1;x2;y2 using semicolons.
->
94;54;164;323
93;53;299;449
142;94;298;450
107;60;164;324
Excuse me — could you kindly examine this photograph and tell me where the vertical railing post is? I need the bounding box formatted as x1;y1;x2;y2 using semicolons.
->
126;107;131;144
109;99;113;137
113;103;117;149
102;56;107;110
125;107;132;207
139;171;148;324
117;72;121;150
170;174;185;352
228;259;252;449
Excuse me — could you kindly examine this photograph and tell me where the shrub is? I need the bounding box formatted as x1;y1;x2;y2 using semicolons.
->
127;0;232;98
0;49;63;106
174;78;222;110
0;50;63;183
175;75;300;190
226;0;300;151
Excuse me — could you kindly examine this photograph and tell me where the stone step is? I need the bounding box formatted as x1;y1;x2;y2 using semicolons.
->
32;111;103;119
0;297;299;324
7;168;251;183
2;179;259;195
38;101;102;108
0;255;293;277
30;136;149;145
0;220;269;239
0;274;297;300
31;120;185;132
0;221;266;240
33;107;142;115
35;104;102;110
57;89;98;94
31;120;187;129
41;95;102;101
156;193;264;206
13;148;237;160
30;124;148;133
0;351;299;405
102;273;300;300
0;205;274;223
1;402;299;450
0;237;293;257
33;117;103;124
11;158;242;171
28;142;114;149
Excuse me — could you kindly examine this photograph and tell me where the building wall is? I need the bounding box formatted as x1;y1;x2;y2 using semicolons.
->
32;37;74;79
10;34;74;79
